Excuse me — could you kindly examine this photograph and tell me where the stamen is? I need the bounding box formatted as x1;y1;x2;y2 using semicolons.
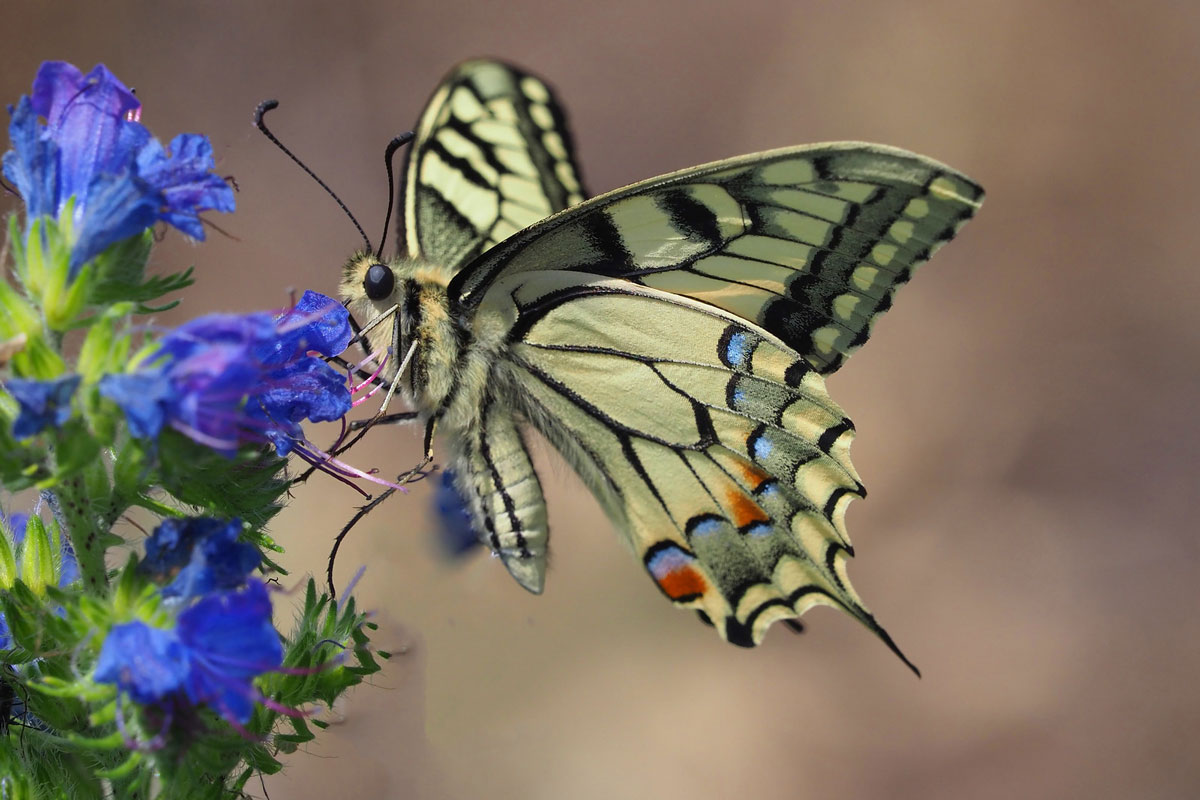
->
169;421;238;451
351;350;389;395
339;566;367;611
291;442;408;493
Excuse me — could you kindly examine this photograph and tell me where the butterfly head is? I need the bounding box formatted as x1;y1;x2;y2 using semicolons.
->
340;252;459;392
341;252;411;368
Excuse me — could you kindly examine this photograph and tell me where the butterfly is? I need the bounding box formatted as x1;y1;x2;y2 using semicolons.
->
338;59;983;669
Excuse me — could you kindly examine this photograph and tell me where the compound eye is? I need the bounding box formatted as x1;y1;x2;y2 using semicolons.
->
363;263;395;300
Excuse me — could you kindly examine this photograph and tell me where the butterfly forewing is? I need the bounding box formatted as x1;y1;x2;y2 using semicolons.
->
451;143;983;373
404;59;588;269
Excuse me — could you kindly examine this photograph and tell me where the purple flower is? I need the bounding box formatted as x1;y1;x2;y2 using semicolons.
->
93;580;282;724
2;61;235;277
99;291;352;456
140;518;260;600
5;375;81;438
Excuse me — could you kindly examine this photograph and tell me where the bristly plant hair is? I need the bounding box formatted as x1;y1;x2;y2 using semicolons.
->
254;99;372;253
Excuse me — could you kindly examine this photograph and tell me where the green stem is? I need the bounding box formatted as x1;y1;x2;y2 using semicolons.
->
43;479;108;592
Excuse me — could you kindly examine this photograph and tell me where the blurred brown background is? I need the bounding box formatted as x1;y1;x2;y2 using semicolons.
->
4;2;1198;798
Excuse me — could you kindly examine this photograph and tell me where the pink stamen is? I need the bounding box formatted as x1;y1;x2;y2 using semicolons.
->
260;696;309;718
169;421;238;451
351;350;389;394
293;453;371;498
292;442;407;493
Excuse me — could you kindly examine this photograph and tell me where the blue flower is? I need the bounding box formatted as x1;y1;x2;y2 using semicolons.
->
5;375;81;438
92;620;188;705
93;580;282;724
260;290;353;365
246;356;354;457
2;61;235;277
99;291;351;455
140;518;260;600
434;470;481;557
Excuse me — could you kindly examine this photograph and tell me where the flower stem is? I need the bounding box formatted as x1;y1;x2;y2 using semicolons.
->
44;479;109;592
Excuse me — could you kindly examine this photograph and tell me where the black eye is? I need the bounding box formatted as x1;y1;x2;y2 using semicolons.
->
363;263;394;300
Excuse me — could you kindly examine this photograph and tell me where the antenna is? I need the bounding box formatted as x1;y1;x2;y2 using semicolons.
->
254;99;372;253
375;132;415;260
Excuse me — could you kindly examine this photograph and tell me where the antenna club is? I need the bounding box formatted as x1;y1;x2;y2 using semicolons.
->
253;99;280;126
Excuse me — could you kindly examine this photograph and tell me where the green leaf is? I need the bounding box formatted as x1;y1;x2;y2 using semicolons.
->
156;432;289;528
50;419;102;483
89;231;195;310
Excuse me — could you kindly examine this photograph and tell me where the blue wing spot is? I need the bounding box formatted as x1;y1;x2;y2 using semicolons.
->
752;430;774;461
755;480;780;500
647;544;696;577
686;515;726;538
720;329;750;369
746;522;773;538
644;542;708;602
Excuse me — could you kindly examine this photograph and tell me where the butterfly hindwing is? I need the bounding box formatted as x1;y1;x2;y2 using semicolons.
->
476;268;914;661
451;143;983;373
404;59;587;270
445;391;550;593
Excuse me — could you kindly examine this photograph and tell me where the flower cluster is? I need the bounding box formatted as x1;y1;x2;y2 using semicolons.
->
3;62;234;284
95;518;280;729
0;61;386;798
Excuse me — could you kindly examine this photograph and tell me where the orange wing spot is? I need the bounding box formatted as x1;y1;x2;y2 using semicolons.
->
646;544;708;601
725;486;770;529
657;565;708;601
733;459;771;491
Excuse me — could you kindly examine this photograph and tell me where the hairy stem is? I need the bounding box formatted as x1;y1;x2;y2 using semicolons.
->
43;479;107;592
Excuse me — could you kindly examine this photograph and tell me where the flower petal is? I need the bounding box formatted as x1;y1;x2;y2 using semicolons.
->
94;621;190;704
99;372;172;438
177;581;281;723
136;133;236;241
264;290;352;364
29;62;142;213
6;375;81;438
68;167;160;273
141;517;260;600
2;96;60;219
